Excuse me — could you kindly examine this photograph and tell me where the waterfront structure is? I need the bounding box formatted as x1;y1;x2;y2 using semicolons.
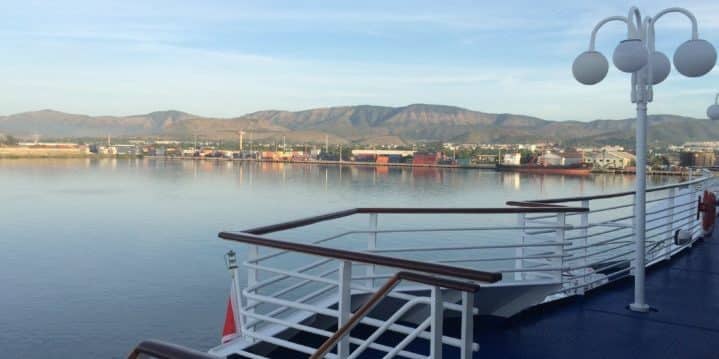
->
537;151;583;166
681;141;719;151
412;152;441;165
474;154;497;164
679;151;716;167
113;144;139;156
501;153;521;165
572;6;716;312
584;150;635;170
0;142;90;157
351;149;414;158
17;142;83;148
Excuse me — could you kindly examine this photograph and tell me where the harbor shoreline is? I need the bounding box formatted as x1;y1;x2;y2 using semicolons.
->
141;156;700;176
0;154;703;176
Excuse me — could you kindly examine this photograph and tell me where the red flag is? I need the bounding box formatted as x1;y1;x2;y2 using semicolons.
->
221;280;241;344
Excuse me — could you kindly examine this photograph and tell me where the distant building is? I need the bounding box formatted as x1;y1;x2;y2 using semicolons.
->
154;140;180;145
600;145;625;152
576;147;597;153
18;142;84;149
351;149;414;157
539;152;561;166
683;141;719;151
475;154;498;164
502;153;522;165
413;152;441;165
584;151;635;169
351;149;415;163
538;151;583;166
680;151;716;167
113;144;139;156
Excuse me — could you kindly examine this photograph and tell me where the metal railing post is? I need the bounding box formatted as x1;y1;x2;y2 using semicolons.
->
578;200;589;294
247;245;259;341
226;251;247;336
367;213;378;289
460;291;474;359
689;178;698;239
515;213;526;281
630;195;637;277
430;286;444;359
665;188;675;260
248;245;259;287
555;213;566;284
338;261;352;358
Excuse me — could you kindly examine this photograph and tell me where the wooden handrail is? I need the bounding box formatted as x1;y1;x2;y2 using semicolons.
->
244;206;588;235
505;201;574;208
309;271;480;359
127;340;219;359
523;175;709;204
218;231;502;283
355;207;587;213
243;174;710;235
245;208;359;235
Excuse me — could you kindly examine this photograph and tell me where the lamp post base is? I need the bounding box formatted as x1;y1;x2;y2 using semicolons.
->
629;303;651;312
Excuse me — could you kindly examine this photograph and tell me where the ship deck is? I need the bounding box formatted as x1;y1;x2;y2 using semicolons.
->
450;236;719;358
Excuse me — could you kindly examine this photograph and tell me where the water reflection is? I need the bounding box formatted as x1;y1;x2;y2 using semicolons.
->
0;158;682;359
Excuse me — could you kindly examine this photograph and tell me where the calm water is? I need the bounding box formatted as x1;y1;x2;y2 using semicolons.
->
0;159;676;358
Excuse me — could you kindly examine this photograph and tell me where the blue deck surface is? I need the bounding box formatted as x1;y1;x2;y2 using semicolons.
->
464;237;719;359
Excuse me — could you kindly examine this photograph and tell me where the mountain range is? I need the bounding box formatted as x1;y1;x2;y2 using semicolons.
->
0;104;716;146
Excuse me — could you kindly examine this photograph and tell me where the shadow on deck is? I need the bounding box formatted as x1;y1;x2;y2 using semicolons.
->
448;237;719;359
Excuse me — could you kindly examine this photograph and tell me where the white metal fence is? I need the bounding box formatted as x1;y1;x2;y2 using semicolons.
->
212;171;717;359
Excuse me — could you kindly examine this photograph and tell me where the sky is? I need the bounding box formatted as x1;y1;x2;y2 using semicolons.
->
0;0;718;121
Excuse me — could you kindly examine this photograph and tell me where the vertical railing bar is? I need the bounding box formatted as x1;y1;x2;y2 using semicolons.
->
338;261;352;359
630;194;637;277
515;213;526;281
689;181;697;237
664;187;675;260
578;199;589;294
367;213;378;289
430;286;443;359
247;245;259;339
460;291;474;359
556;212;567;285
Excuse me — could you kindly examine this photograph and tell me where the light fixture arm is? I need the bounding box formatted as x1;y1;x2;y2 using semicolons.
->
645;17;655;101
588;16;629;51
653;7;699;40
646;18;656;53
627;7;643;39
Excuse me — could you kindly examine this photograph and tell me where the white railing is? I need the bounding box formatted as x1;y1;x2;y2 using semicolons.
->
213;170;717;359
217;236;498;359
532;170;717;299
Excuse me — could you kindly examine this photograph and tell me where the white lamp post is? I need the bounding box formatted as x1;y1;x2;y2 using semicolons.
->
709;93;719;121
573;7;717;312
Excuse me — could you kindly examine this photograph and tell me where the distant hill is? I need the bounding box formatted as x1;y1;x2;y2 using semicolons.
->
0;109;196;138
0;105;717;146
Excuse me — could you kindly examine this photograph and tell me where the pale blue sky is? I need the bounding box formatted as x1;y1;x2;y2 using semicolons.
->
0;0;717;121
